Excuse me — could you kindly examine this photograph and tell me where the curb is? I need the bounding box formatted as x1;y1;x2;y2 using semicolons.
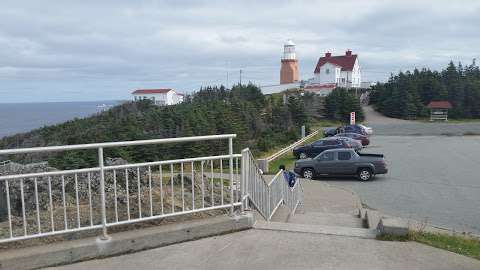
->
0;213;254;270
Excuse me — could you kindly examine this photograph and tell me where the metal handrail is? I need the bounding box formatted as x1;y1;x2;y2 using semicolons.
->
241;148;303;221
0;134;237;155
0;135;240;244
267;170;283;186
265;130;319;162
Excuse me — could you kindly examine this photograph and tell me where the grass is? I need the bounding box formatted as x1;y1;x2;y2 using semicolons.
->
310;118;343;129
378;231;480;260
268;152;296;174
266;132;324;174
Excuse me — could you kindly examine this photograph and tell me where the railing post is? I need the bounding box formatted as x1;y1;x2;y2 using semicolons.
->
98;147;110;240
267;187;271;221
281;169;285;203
245;150;250;210
229;137;234;216
240;149;246;214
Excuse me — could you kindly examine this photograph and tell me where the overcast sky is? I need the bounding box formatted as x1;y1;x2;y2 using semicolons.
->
1;0;479;103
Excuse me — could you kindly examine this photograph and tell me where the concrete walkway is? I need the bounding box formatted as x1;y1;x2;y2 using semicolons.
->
46;229;480;270
300;179;361;213
44;180;480;269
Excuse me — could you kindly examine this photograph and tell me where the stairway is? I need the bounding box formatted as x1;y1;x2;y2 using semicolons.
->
253;180;379;239
255;206;377;239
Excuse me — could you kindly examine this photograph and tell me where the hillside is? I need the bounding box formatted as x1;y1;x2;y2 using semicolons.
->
0;84;309;169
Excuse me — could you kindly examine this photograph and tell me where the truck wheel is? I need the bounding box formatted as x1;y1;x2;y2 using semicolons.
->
299;152;308;159
302;168;314;180
357;168;372;181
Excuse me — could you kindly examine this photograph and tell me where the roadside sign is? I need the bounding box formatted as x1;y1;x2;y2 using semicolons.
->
350;112;356;125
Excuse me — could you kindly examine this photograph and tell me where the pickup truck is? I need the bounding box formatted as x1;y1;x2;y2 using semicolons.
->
293;148;388;181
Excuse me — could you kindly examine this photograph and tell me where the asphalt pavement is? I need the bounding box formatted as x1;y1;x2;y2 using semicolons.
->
325;106;480;234
364;105;480;136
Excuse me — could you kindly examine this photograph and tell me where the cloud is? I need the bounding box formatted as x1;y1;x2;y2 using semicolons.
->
0;0;479;102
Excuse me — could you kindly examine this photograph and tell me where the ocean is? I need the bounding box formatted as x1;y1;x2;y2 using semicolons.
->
0;101;122;139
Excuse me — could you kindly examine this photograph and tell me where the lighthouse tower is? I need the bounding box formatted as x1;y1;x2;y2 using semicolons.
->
280;40;299;84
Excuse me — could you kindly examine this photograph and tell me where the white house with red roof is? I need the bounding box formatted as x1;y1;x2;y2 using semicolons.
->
313;50;361;88
132;88;184;106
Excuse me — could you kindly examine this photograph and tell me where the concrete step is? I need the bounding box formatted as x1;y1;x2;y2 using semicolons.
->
288;211;364;228
270;205;291;223
294;203;306;214
254;221;378;239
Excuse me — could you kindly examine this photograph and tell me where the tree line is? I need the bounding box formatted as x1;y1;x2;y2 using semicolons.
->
324;88;364;123
369;61;480;119
0;84;309;169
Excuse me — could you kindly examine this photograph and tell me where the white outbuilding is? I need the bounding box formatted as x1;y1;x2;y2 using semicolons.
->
132;88;184;106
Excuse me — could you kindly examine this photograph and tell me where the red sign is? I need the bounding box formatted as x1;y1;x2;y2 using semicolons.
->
350;112;356;125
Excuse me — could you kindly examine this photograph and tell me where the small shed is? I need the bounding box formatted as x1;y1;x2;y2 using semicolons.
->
427;101;452;121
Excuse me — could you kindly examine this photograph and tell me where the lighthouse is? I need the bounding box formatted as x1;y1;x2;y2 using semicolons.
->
280;40;299;84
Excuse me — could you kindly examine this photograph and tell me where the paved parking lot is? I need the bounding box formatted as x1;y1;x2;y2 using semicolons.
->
325;135;480;234
324;107;480;234
363;105;480;136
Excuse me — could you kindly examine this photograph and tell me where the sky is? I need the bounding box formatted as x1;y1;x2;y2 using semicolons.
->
0;0;479;103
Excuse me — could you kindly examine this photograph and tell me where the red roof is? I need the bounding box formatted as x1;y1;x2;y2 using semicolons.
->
427;101;452;109
132;88;173;95
314;54;357;73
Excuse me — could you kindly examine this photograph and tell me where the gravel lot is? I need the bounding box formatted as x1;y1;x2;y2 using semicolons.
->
324;107;480;234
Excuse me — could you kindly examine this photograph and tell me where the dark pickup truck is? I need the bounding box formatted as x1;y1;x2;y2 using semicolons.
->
293;148;388;181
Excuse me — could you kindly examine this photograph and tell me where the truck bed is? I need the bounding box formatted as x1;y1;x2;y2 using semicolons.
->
357;152;384;158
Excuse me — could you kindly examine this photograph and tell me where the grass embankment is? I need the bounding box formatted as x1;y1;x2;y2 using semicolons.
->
378;231;480;260
266;132;324;174
257;119;342;175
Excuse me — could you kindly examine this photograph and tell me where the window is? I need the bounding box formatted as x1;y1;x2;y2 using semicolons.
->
324;140;339;146
338;152;352;161
318;152;334;161
313;141;324;146
326;68;330;74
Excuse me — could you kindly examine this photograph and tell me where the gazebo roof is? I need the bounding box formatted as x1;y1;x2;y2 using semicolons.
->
427;101;452;109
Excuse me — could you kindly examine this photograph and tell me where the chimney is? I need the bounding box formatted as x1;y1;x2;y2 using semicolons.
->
325;52;331;57
345;50;352;56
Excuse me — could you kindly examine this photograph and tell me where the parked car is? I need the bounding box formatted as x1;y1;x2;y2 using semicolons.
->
335;137;363;151
335;133;370;146
358;124;373;135
340;125;368;136
323;128;337;137
324;125;368;137
293;148;388;181
292;138;354;159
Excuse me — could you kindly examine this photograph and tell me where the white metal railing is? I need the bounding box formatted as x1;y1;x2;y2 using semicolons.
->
241;148;302;221
0;160;10;166
265;129;320;162
0;135;242;243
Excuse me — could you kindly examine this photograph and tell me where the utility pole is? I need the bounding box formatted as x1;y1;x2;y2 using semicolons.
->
239;69;242;85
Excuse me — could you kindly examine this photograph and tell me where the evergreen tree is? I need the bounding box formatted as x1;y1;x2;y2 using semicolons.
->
370;61;480;119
